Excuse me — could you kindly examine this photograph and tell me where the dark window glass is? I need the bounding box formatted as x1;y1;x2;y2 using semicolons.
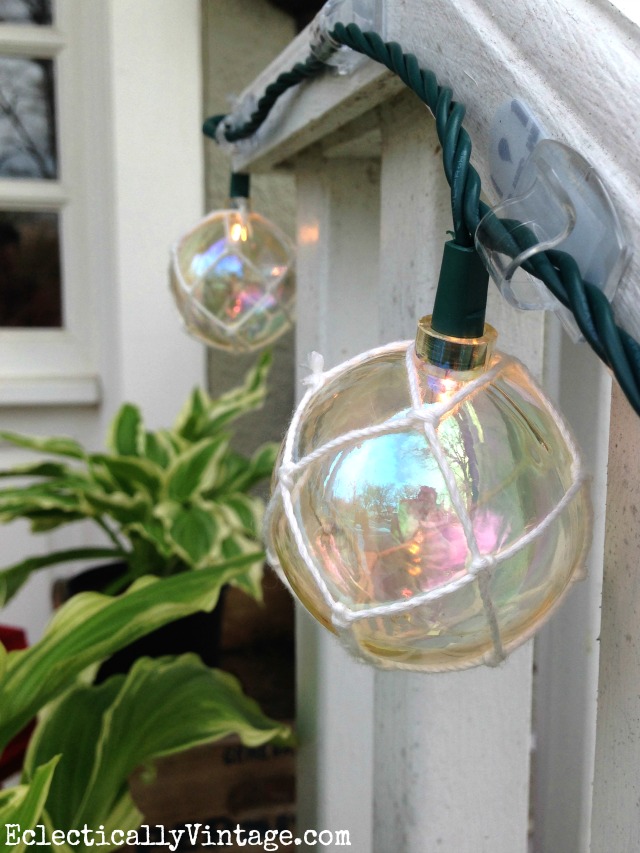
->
0;210;62;327
0;55;57;178
0;0;52;25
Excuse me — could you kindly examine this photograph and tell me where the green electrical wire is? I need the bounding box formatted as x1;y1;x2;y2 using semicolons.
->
203;55;325;143
204;21;640;417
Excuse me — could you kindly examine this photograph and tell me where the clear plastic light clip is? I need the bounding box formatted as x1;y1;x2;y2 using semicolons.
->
310;0;385;74
215;93;261;154
476;128;631;341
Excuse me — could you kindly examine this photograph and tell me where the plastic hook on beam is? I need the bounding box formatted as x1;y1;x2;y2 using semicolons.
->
476;135;631;341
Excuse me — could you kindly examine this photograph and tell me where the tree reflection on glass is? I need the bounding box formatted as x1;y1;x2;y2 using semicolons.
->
0;211;62;327
0;56;56;178
0;0;52;25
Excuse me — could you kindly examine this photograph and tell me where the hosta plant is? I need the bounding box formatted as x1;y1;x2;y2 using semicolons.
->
0;352;277;605
0;567;292;850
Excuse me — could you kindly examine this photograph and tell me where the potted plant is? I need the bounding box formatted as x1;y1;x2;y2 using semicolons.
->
0;352;277;674
0;351;294;845
0;562;293;847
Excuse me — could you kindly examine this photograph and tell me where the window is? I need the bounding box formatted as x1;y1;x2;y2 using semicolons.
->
0;0;100;404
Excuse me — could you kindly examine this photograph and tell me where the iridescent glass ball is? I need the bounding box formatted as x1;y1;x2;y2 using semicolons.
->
266;339;591;672
170;203;295;352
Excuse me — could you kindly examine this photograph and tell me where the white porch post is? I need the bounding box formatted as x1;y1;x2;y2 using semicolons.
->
373;92;535;853
294;157;380;845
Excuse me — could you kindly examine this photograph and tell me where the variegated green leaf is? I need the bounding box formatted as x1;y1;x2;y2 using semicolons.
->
127;518;173;560
216;493;264;537
142;431;174;467
0;432;85;460
0;757;59;853
0;481;87;510
0;547;122;607
0;554;262;750
200;354;272;437
25;657;292;832
81;490;150;526
26;511;86;534
23;677;123;833
107;404;144;457
0;461;72;480
168;505;220;567
172;387;212;442
222;534;264;600
164;436;228;502
89;455;163;498
214;442;278;493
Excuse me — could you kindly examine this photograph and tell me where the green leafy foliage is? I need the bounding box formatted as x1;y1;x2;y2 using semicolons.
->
0;352;277;603
0;758;59;853
24;656;292;835
0;352;291;844
0;554;260;750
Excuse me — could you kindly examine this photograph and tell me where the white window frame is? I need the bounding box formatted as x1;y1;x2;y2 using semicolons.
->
0;0;99;405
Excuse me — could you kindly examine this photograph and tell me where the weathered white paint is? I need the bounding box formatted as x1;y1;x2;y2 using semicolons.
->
371;92;536;853
590;384;640;852
236;1;640;345
533;330;609;853
294;157;380;846
0;0;205;639
234;0;638;848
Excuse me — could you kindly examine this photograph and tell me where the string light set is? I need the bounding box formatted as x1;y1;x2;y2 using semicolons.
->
170;0;634;672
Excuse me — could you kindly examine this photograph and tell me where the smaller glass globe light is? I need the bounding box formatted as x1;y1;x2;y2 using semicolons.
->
266;314;591;672
170;173;295;352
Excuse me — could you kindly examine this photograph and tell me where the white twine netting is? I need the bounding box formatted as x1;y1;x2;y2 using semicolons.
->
265;339;588;672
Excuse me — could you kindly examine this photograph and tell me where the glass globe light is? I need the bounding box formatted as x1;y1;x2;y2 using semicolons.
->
266;317;591;672
169;195;295;352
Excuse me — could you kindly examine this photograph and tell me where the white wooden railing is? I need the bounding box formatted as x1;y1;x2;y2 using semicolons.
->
234;2;640;850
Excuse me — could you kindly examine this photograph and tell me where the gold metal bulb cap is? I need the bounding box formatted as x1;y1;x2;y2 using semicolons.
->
415;315;498;375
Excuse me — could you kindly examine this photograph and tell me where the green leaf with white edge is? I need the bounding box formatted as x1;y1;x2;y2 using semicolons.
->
0;757;59;853
26;511;86;534
216;493;265;538
0;480;88;510
29;656;292;831
89;455;163;498
0;432;85;460
0;642;6;681
164;436;228;503
0;547;123;607
0;461;73;480
168;505;220;567
222;534;265;600
214;442;278;493
174;351;272;441
197;351;273;438
107;403;144;457
142;430;174;468
172;387;212;443
0;553;262;750
81;489;151;527
23;677;124;833
126;518;173;560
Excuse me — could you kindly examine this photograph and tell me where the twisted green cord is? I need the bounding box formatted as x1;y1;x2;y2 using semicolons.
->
203;54;325;143
205;21;640;416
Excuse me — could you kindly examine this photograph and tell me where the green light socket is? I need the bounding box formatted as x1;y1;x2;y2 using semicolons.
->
431;241;489;339
229;172;250;199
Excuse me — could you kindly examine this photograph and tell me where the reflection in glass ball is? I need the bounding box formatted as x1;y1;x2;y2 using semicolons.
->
266;342;591;672
170;203;295;352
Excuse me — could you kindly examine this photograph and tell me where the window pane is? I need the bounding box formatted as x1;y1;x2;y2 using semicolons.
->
0;0;52;25
0;55;57;178
0;210;62;327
